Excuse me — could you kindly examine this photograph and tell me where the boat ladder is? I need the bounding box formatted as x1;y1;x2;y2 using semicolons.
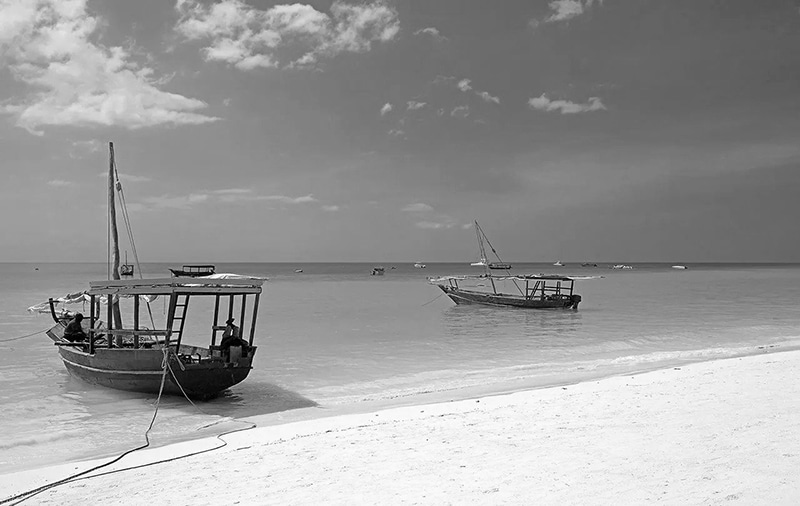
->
170;294;190;342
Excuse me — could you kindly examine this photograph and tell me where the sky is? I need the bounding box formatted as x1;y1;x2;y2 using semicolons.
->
1;0;800;263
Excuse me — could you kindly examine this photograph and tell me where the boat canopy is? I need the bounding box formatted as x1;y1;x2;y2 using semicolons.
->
88;277;264;296
429;274;579;283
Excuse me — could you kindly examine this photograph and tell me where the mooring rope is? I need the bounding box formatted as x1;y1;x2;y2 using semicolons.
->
0;328;49;343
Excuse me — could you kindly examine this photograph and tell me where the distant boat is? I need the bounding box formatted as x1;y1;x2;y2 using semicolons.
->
169;264;215;277
581;263;598;267
553;261;564;267
414;262;426;268
471;221;512;270
671;265;687;270
371;266;385;276
429;220;582;310
120;251;134;276
294;269;303;273
611;264;633;270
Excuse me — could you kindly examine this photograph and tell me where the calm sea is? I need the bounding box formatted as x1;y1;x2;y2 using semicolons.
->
2;262;800;473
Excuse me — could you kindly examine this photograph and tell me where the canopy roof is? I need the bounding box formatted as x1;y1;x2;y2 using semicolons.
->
88;276;264;296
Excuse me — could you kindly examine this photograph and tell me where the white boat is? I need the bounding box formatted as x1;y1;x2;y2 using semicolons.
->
671;265;687;270
611;264;633;270
553;261;564;267
414;262;426;268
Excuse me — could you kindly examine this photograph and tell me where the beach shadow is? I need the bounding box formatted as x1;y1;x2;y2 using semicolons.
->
197;381;318;418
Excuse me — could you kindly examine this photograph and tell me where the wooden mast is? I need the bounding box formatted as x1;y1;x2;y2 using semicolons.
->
108;142;123;332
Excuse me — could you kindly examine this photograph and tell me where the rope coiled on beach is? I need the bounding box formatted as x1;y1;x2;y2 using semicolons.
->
1;348;257;505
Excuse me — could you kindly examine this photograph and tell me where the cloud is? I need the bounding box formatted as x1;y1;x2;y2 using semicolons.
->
175;0;400;70
130;189;317;210
527;94;606;114
380;102;393;115
542;0;601;24
0;0;218;135
457;79;473;92
402;202;433;212
95;171;152;183
47;179;76;187
413;27;447;42
415;221;457;229
450;105;470;118
432;75;456;85
406;101;426;111
260;193;317;204
476;91;500;104
388;128;405;137
321;205;340;212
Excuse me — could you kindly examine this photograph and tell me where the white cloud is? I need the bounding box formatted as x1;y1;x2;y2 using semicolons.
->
402;202;433;212
212;188;252;195
415;220;457;229
432;75;456;85
527;94;606;114
380;102;393;115
476;91;500;104
388;128;405;137
544;0;601;23
321;205;340;212
406;101;426;111
175;0;400;70
457;79;473;92
260;193;317;204
436;108;445;117
413;27;447;42
95;171;152;183
47;179;75;187
451;105;470;118
0;0;218;135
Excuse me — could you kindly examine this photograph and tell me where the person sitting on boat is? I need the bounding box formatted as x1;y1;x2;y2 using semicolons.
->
220;317;249;356
63;313;88;342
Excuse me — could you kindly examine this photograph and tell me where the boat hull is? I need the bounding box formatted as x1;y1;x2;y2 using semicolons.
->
437;286;580;310
48;326;253;400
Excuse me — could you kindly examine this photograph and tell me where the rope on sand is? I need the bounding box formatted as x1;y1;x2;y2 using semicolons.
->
1;349;257;505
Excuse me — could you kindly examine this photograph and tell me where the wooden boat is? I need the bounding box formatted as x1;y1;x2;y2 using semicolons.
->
45;276;264;399
371;266;385;276
431;221;581;309
430;274;581;309
471;221;512;270
40;142;265;399
169;264;216;277
120;252;134;276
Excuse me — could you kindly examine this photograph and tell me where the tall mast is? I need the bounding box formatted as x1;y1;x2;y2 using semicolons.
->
475;221;488;264
108;142;123;330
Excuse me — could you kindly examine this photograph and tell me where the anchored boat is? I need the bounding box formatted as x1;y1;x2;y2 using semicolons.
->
45;276;264;399
430;274;581;309
429;220;583;309
36;142;266;399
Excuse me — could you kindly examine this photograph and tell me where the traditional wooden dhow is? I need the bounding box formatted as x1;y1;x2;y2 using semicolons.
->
429;274;582;310
45;276;264;399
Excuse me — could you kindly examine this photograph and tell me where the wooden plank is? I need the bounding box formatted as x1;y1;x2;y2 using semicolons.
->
87;286;262;296
89;277;265;288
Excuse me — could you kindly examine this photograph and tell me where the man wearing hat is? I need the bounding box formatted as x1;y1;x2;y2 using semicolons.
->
220;317;248;357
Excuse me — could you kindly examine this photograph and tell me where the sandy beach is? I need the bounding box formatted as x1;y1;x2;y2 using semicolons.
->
3;349;799;505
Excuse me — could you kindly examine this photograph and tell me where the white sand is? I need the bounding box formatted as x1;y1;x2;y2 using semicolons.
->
3;350;800;505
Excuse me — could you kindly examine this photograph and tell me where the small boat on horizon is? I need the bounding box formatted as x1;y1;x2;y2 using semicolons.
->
169;264;216;277
672;265;687;270
371;266;385;276
414;262;426;268
553;261;564;267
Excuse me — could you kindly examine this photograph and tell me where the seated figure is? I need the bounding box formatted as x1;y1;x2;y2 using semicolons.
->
219;317;249;357
63;313;88;342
